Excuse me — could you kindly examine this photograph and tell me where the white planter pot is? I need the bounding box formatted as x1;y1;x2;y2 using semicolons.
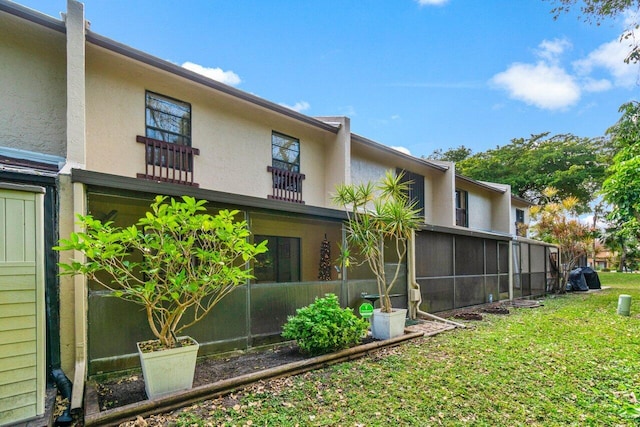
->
137;336;199;399
371;308;407;340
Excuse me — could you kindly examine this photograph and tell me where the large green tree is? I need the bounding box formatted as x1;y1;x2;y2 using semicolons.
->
549;0;640;63
454;133;611;210
602;101;640;235
601;219;640;271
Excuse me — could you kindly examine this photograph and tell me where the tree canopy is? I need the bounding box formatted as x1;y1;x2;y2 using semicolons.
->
548;0;640;63
602;101;640;235
424;145;473;163
453;133;611;210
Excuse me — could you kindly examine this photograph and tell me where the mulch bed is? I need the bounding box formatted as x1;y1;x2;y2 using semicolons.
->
482;306;510;315
93;321;456;412
454;312;484;321
52;320;456;425
440;299;543;322
95;343;308;411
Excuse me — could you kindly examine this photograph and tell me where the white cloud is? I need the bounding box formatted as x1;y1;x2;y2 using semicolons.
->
491;62;581;110
573;39;637;88
279;101;311;113
492;39;580;110
390;146;412;155
536;38;572;64
181;61;241;86
415;0;449;5
491;35;638;110
582;77;613;93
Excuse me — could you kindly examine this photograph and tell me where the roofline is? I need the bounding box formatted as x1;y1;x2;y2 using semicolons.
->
71;169;348;220
0;0;66;32
0;0;340;135
419;223;512;241
85;31;340;135
350;133;449;172
513;235;558;248
455;174;506;194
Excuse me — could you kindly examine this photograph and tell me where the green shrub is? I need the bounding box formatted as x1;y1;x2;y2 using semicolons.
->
282;293;369;356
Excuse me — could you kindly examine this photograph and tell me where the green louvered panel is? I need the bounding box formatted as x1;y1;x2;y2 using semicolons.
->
0;188;42;425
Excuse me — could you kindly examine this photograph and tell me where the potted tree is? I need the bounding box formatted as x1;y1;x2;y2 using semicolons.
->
55;195;267;399
333;170;421;340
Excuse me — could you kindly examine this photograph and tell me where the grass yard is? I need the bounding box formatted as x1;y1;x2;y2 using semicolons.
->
155;273;640;426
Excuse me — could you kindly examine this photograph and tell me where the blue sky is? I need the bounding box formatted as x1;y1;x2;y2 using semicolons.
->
18;0;639;157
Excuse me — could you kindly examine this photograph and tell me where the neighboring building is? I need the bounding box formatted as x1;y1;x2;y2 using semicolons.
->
587;244;614;270
0;1;557;423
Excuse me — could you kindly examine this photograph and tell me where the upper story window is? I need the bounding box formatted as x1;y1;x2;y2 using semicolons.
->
267;131;305;203
397;168;425;219
515;208;527;237
272;132;300;172
455;189;468;227
137;91;198;186
145;91;191;146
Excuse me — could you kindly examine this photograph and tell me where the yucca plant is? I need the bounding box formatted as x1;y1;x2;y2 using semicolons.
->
333;170;422;313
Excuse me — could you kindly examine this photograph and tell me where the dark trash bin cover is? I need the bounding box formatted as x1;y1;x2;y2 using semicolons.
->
567;267;589;291
580;266;601;289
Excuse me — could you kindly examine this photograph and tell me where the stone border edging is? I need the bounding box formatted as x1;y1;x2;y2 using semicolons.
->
84;330;426;426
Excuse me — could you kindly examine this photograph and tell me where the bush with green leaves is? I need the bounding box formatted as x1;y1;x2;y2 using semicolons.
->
282;293;369;356
55;195;267;350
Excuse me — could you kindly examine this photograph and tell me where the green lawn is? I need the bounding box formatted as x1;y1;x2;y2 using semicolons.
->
167;273;640;426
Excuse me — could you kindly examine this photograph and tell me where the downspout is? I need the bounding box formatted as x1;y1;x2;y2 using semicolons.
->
47;240;74;424
51;369;73;425
407;230;465;328
63;0;88;411
71;182;87;411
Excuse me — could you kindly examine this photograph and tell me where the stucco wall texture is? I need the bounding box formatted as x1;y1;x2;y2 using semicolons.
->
0;13;66;157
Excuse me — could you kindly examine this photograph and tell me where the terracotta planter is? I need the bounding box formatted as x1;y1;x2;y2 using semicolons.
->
137;337;199;399
371;308;407;340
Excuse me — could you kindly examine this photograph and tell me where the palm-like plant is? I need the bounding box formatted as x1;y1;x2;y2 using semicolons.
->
333;170;422;312
530;187;594;291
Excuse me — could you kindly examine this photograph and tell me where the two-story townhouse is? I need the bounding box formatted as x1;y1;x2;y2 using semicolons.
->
0;1;558;424
347;138;517;313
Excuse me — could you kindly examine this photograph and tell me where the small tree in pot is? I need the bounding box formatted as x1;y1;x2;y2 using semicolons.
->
333;170;421;339
55;195;267;397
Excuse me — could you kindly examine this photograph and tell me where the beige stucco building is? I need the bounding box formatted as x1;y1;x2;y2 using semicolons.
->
0;1;557;424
